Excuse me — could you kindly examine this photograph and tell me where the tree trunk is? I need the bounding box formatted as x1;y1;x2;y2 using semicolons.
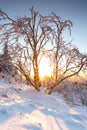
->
33;54;40;91
55;60;58;80
34;66;40;91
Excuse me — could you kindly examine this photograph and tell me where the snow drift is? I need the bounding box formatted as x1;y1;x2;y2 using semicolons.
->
0;79;87;130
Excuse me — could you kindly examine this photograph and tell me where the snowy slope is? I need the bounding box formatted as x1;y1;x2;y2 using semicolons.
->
0;79;87;130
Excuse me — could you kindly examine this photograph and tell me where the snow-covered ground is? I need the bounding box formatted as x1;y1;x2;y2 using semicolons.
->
0;79;87;130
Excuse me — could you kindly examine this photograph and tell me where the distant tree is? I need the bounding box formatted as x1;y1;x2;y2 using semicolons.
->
0;39;12;73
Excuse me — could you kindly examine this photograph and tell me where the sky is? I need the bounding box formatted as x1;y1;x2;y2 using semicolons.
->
0;0;87;53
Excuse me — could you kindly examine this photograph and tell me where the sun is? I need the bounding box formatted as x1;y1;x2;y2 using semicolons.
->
39;57;51;79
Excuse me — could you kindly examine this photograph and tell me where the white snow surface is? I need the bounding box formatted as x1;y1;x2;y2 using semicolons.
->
0;79;87;130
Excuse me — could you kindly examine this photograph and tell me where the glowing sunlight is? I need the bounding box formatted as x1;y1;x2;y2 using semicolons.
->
39;57;51;79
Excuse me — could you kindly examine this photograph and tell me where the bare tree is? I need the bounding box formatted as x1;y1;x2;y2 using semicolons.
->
0;8;86;94
42;13;87;94
0;7;52;91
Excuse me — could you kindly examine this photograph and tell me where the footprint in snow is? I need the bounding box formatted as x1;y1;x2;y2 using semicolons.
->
23;123;42;130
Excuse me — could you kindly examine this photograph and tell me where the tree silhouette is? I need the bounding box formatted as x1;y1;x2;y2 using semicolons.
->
0;42;12;73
